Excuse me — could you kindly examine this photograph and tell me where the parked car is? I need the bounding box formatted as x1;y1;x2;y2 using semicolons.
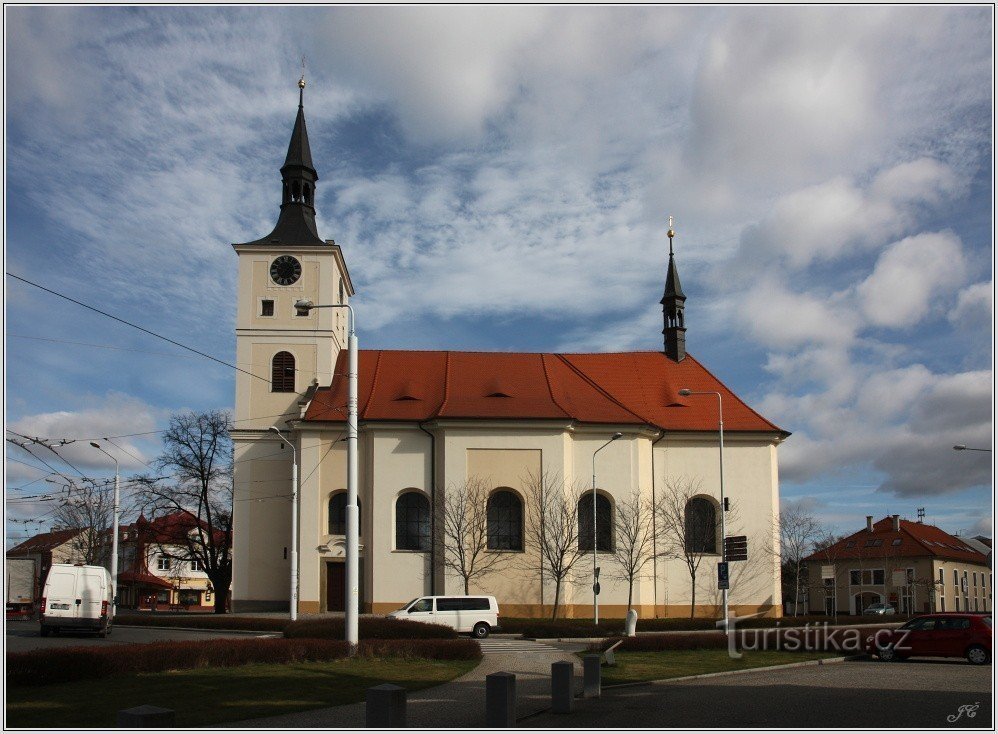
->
863;603;897;615
39;563;113;638
865;613;991;665
388;595;500;638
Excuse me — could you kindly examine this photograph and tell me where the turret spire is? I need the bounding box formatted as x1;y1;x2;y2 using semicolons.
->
239;76;325;247
661;216;687;362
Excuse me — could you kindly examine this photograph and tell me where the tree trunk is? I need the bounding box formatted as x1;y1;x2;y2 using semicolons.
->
464;577;470;595
689;570;696;619
207;569;232;614
627;577;634;615
551;579;562;620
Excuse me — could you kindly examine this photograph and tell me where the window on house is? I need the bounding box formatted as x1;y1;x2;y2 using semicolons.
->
328;492;361;535
271;351;295;392
339;279;345;304
850;570;861;585
579;493;614;552
178;590;201;606
939;568;945;587
973;572;978;588
846;540;856;548
157;556;171;571
872;570;885;585
261;299;275;316
487;490;523;551
190;559;205;572
863;538;883;547
891;539;903;546
395;491;431;551
679;497;716;555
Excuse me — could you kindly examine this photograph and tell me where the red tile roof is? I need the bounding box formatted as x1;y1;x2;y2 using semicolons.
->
805;517;990;565
304;350;785;434
117;570;174;589
6;528;82;556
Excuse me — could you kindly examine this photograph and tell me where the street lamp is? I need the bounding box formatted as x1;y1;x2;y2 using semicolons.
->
268;426;298;622
295;298;359;650
89;442;120;617
678;388;728;633
953;445;992;452
591;432;623;625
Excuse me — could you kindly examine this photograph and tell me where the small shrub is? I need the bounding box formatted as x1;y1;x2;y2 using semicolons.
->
284;616;456;640
358;638;482;661
7;638;350;687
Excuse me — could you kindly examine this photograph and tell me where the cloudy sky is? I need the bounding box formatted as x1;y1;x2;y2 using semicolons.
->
5;6;993;545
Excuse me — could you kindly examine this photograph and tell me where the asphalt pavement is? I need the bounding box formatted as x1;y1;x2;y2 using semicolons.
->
4;620;278;653
524;658;993;728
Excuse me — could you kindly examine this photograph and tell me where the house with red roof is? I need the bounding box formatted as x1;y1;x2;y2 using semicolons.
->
229;85;789;618
7;528;85;610
804;515;992;616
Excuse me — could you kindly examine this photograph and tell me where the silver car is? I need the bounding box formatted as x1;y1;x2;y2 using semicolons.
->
863;602;897;615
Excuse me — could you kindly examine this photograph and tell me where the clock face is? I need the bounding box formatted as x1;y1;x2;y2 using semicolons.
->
270;256;302;286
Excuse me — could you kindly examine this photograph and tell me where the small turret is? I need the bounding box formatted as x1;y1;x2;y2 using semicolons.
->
661;216;687;362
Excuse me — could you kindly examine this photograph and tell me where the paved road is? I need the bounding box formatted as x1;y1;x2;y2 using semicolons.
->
524;658;993;728
479;637;566;655
5;620;278;653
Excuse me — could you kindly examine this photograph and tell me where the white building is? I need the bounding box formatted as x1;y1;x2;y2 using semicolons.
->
231;84;787;618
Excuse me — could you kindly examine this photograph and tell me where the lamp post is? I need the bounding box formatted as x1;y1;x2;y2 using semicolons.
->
953;445;992;452
268;426;298;621
296;299;359;650
591;432;623;625
89;442;120;617
678;388;728;633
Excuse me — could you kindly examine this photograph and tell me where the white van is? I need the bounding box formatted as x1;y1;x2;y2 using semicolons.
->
40;563;113;637
388;595;500;638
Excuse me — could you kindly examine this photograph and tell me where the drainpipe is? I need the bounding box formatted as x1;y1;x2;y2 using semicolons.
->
650;429;667;616
418;422;437;595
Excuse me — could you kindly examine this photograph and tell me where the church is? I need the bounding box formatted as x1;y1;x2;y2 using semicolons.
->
231;81;788;618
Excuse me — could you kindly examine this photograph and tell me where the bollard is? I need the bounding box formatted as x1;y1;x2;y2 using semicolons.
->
485;671;516;727
366;683;407;727
551;661;574;714
583;654;601;698
625;608;638;637
116;705;176;728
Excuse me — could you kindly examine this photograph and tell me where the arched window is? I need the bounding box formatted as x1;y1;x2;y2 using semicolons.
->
328;493;361;535
395;491;430;551
487;490;523;551
685;497;718;554
272;351;295;392
579;493;613;552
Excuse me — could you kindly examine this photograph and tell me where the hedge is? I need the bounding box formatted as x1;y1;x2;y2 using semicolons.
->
8;638;350;687
284;616;457;640
8;636;483;687
114;614;288;632
358;638;482;661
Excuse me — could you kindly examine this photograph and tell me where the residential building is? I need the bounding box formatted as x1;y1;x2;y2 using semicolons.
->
804;515;992;615
231;82;789;618
6;528;84;603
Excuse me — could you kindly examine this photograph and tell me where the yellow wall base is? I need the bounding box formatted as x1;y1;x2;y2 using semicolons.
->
367;601;782;619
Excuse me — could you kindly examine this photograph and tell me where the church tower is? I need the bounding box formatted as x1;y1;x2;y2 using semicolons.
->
232;76;354;430
661;219;686;362
231;78;353;612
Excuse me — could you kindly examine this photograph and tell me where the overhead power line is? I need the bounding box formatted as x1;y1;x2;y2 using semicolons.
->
6;272;271;386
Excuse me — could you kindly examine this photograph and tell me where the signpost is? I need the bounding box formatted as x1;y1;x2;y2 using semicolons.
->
724;535;748;562
717;562;730;590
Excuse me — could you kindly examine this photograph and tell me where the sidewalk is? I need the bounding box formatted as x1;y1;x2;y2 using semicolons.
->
224;645;586;728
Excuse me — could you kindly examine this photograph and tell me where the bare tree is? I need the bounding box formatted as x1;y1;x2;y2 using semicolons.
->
136;410;233;613
51;480;116;566
607;489;655;614
522;471;588;620
441;478;511;594
656;476;726;618
778;500;825;616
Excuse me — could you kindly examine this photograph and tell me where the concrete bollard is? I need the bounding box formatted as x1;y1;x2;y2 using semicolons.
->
583;654;601;698
485;671;517;727
116;705;176;728
366;683;407;727
551;661;574;714
625;608;638;637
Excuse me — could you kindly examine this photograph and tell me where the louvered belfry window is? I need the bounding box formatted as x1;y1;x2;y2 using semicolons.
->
272;351;296;392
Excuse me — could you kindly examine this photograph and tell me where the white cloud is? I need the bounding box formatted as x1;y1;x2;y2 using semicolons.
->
950;281;993;328
857;232;967;328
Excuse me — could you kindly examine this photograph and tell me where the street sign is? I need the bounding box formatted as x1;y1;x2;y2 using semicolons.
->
724;535;748;561
717;562;730;590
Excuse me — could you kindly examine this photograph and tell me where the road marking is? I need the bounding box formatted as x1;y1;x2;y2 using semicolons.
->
478;638;564;655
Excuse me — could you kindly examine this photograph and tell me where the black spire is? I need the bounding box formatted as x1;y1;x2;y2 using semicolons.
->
661;219;687;362
239;76;326;247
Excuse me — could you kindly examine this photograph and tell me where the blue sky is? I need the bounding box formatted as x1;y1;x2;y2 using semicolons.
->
5;6;993;546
